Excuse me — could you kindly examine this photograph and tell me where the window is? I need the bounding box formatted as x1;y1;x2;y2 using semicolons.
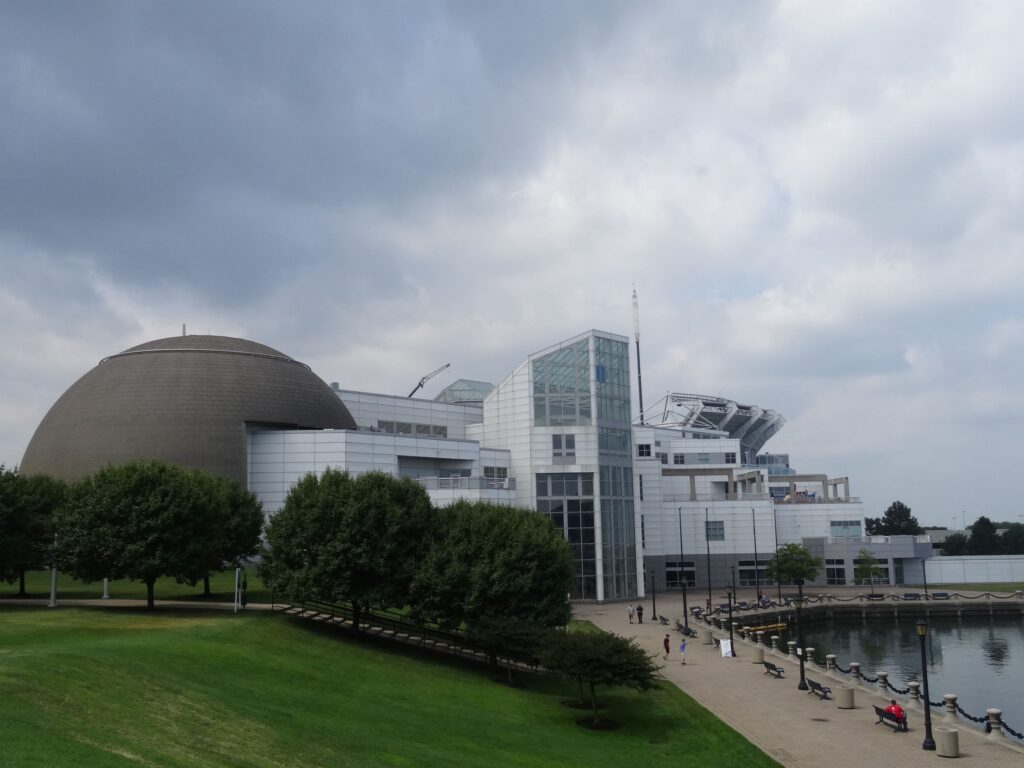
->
830;520;862;538
724;452;736;464
673;453;685;465
825;558;846;586
656;452;668;464
705;520;725;541
484;466;508;488
637;444;651;457
698;452;710;464
553;433;576;459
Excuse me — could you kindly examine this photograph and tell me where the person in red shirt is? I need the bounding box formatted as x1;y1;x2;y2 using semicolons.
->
663;633;671;660
884;699;906;725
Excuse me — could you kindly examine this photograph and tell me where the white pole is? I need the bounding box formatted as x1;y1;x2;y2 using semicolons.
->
234;567;241;614
49;566;58;608
102;577;110;599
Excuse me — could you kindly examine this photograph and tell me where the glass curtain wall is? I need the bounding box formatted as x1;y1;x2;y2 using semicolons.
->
594;336;637;599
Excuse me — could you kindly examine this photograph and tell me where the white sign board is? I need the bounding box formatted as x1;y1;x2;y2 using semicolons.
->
720;639;733;658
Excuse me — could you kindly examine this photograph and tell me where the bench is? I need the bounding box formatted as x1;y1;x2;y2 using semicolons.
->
866;593;885;601
931;592;950;600
763;661;785;678
873;705;908;732
806;679;831;699
901;592;921;600
658;615;670;625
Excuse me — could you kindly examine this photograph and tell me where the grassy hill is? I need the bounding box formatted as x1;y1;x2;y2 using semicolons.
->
0;607;779;768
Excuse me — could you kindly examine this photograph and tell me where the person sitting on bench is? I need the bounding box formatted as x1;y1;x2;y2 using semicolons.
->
884;700;906;725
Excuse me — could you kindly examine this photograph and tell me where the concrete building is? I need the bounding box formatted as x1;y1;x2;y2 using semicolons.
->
23;329;934;602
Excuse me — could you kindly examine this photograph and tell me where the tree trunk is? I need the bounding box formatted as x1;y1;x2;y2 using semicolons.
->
590;681;600;724
18;569;26;597
203;574;211;596
146;578;156;609
577;677;586;706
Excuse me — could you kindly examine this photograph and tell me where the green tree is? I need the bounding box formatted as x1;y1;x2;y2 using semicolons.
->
539;629;660;727
941;532;969;556
259;469;435;631
54;461;228;608
968;516;1003;555
763;543;822;586
866;501;922;536
412;501;574;645
853;548;885;592
0;468;66;594
193;475;264;594
1001;523;1024;555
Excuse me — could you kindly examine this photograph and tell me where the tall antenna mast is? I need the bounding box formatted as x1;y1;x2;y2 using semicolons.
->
633;286;645;425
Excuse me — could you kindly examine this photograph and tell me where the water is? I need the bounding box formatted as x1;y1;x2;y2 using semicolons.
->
795;615;1024;736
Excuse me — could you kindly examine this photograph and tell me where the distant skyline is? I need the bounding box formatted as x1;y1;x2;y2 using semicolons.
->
3;2;1023;528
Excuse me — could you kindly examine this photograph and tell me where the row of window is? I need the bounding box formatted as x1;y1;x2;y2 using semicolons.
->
377;421;448;437
637;444;736;465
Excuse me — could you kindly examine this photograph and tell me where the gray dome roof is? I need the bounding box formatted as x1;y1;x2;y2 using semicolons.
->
21;335;356;485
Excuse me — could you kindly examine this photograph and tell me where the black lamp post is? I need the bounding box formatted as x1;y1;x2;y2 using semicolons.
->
772;507;782;605
752;508;760;603
650;568;657;619
726;587;736;656
705;507;713;612
730;564;737;605
678;507;689;629
922;561;929;601
795;578;807;690
916;619;936;750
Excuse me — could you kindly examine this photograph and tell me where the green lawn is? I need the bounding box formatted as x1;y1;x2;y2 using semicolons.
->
0;569;271;603
0;607;780;768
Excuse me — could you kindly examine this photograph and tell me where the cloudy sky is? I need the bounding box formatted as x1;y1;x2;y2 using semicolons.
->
3;1;1022;527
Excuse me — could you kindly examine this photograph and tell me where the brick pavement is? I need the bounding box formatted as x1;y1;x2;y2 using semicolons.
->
576;594;1024;768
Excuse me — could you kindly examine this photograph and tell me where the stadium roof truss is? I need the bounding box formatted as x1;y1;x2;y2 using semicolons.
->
635;392;785;458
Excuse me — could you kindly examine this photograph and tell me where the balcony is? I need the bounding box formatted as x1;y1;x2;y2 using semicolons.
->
416;475;517;491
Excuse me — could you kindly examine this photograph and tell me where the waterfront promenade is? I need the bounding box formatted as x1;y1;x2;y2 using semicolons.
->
576;593;1024;767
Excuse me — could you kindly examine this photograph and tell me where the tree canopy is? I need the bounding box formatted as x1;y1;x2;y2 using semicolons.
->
1001;523;1024;555
411;500;574;638
763;543;822;585
539;629;660;726
968;516;1002;555
941;532;969;556
54;461;258;608
865;501;922;536
853;548;885;590
259;469;436;629
0;467;66;594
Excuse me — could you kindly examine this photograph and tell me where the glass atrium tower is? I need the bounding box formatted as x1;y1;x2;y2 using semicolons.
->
482;330;640;600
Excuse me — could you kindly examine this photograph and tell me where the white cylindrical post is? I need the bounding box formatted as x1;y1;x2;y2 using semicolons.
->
234;567;241;613
102;577;110;600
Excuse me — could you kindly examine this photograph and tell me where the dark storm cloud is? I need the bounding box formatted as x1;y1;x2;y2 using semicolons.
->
0;1;617;297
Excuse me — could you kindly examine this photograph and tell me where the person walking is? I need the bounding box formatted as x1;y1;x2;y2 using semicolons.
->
663;633;671;660
627;604;635;624
679;637;687;664
636;604;644;624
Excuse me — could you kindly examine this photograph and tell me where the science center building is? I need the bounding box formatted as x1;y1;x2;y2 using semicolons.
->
21;331;932;602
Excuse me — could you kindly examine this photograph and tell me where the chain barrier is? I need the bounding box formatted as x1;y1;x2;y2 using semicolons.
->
954;703;989;724
884;680;909;695
926;698;944;708
834;663;852;674
1002;719;1023;740
860;673;879;683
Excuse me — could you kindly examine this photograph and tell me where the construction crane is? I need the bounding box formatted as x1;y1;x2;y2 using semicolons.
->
408;363;451;398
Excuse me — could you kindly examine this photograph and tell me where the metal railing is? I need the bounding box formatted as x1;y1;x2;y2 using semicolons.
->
416;475;517;491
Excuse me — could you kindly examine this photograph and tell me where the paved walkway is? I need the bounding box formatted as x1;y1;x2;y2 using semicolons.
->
576;594;1024;768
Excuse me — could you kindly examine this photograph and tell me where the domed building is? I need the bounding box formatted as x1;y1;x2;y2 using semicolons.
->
20;335;356;486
